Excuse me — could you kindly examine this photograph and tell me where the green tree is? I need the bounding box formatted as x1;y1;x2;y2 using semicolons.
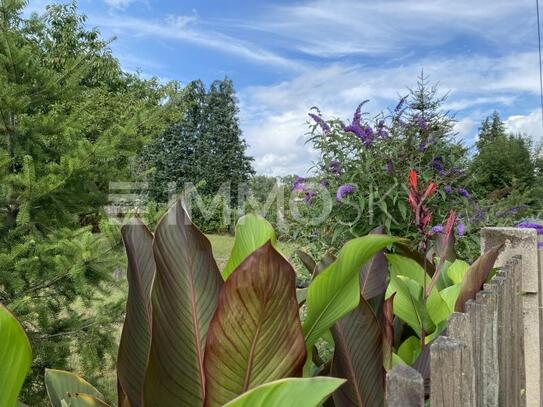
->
476;111;507;149
470;112;535;195
0;2;172;403
141;80;206;202
198;78;254;198
142;78;254;214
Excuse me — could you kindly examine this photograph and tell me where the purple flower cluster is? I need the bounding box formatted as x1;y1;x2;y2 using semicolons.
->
385;160;394;174
343;101;388;147
291;176;307;192
376;120;389;138
336;184;356;201
431;221;465;236
304;191;317;204
329;160;342;176
516;221;543;235
444;185;453;194
416;116;429;131
517;221;543;250
431;156;446;176
308;113;331;134
458;187;470;198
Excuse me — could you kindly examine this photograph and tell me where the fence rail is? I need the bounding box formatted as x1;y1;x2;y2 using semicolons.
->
386;253;528;406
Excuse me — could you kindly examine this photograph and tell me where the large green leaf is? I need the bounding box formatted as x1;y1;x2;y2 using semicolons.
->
386;254;430;287
426;289;450;326
222;377;345;407
143;199;223;406
204;242;306;407
386;276;434;337
446;260;469;285
454;243;503;312
303;235;399;351
397;336;422;365
62;393;111;407
45;369;104;407
330;297;385;407
0;304;32;407
440;283;461;311
222;214;276;279
117;220;155;407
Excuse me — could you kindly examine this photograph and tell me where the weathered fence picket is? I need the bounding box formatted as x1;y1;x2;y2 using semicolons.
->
386;365;424;407
385;226;536;406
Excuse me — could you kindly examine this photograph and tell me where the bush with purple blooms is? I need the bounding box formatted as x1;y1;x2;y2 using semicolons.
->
299;76;481;258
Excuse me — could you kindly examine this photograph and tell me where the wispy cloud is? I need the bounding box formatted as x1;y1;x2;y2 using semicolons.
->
228;0;535;58
90;13;306;71
240;48;541;174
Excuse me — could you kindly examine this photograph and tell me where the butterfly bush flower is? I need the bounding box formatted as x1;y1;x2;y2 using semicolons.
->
456;223;465;236
385;160;394;174
417;116;429;131
308;113;331;134
343;101;376;147
304;191;317;204
329;160;342;176
458;187;470;198
516;221;543;235
444;185;453;194
377;120;389;138
431;225;444;234
394;95;408;113
292;176;307;192
336;184;356;201
431;157;446;176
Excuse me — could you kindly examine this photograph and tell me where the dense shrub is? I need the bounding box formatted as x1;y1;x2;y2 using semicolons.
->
294;76;479;258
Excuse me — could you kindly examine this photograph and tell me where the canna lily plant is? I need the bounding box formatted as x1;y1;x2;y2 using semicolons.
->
1;196;402;407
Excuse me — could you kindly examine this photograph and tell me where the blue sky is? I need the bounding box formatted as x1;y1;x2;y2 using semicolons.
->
27;0;543;175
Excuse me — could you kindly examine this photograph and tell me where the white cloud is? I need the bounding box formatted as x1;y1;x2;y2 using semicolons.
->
103;0;136;9
506;111;543;141
227;0;534;58
90;14;305;71
240;50;541;174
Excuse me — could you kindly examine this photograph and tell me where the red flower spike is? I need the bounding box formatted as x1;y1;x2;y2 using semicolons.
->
421;182;437;202
409;169;418;191
443;210;457;237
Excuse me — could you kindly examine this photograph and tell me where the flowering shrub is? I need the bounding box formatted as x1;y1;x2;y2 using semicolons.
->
298;79;477;257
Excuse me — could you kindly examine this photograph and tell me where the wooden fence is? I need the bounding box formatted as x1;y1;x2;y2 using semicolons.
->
385;256;526;407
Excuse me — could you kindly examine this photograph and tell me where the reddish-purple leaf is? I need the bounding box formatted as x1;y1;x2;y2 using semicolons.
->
360;226;389;301
454;243;504;312
143;199;223;406
331;296;385;407
203;242;306;407
117;219;155;407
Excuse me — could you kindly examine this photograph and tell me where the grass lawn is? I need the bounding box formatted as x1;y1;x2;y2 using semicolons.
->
206;234;299;271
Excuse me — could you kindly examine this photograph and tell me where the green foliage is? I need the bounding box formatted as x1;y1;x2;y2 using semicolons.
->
0;303;32;407
222;378;345;407
141;79;254;210
222;213;277;279
44;369;105;407
471;112;536;195
303;74;472;255
0;2;173;404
